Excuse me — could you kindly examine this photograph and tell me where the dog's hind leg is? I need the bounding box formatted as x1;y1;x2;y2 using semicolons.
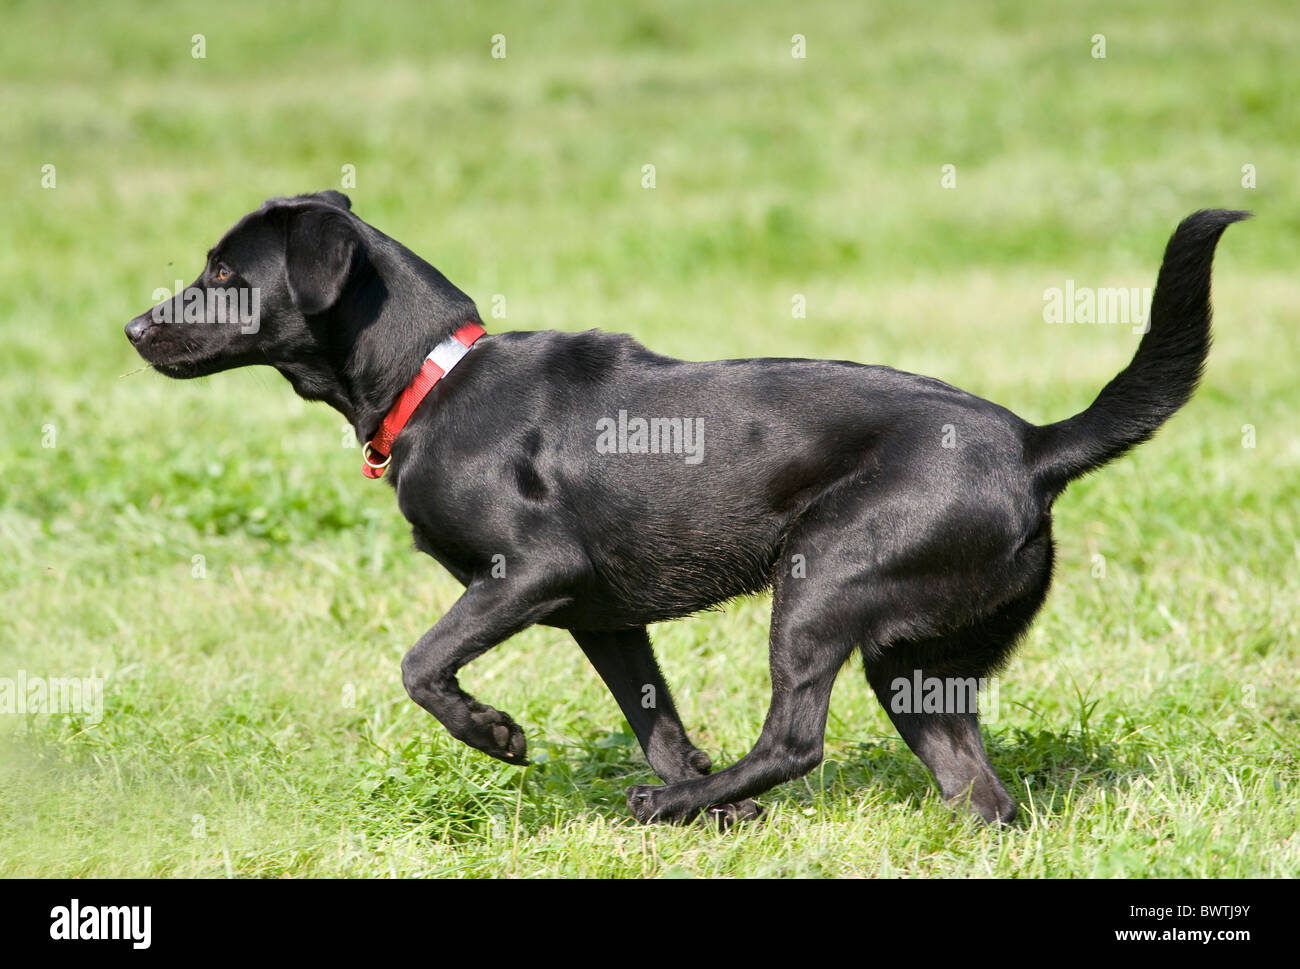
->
574;627;764;822
860;591;1048;824
400;573;576;765
865;662;1016;825
625;531;860;824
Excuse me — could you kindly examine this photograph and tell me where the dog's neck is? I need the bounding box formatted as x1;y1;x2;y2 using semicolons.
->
277;234;482;445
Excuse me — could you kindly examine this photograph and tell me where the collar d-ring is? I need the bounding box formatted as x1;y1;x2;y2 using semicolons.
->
362;441;391;471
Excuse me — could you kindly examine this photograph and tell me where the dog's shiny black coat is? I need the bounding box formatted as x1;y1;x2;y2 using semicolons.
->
126;193;1246;825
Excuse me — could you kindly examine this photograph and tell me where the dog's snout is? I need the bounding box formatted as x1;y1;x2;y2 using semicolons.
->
125;315;155;346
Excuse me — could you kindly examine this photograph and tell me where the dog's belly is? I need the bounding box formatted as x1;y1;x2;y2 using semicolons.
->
579;512;787;626
409;502;785;629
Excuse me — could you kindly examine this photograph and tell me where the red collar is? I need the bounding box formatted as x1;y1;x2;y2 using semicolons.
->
361;322;486;478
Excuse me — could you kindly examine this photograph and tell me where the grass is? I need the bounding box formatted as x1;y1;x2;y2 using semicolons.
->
1;0;1297;877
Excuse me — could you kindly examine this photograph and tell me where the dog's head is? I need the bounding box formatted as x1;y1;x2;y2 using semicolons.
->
125;191;479;430
124;190;364;380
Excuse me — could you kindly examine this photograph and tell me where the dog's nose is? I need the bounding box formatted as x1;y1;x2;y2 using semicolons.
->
125;316;154;345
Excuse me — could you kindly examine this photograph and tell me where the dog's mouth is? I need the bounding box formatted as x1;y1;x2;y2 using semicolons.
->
149;359;209;379
127;328;210;378
145;349;263;381
126;316;260;379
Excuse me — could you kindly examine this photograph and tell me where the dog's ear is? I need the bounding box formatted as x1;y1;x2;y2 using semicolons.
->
285;207;361;315
316;190;352;211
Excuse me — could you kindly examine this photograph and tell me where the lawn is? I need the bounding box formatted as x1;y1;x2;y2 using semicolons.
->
1;0;1297;877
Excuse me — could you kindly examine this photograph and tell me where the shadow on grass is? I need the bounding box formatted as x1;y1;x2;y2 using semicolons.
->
355;719;1150;843
528;723;1140;829
815;725;1133;824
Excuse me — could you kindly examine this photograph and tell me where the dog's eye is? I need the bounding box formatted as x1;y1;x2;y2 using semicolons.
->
215;264;232;283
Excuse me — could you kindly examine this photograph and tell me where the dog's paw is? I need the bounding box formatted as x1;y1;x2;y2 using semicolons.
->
464;701;528;765
941;774;1018;826
626;786;762;827
628;784;701;824
947;794;1018;826
701;798;765;830
626;785;663;824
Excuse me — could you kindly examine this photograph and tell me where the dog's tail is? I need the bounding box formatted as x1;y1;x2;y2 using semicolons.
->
1026;209;1249;494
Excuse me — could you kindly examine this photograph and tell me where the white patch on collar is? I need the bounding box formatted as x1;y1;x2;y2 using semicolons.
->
428;331;474;374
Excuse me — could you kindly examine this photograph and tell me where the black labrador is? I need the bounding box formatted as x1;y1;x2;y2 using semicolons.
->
125;192;1246;825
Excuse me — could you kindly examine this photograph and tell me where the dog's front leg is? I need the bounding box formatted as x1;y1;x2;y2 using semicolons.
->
575;627;765;826
401;575;573;764
573;628;713;782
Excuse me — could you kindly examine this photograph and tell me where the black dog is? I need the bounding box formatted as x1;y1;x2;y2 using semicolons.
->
125;192;1246;825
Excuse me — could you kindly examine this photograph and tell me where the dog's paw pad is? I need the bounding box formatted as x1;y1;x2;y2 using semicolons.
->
465;705;528;764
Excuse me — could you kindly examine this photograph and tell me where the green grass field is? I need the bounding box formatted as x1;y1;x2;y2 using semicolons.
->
1;0;1297;877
